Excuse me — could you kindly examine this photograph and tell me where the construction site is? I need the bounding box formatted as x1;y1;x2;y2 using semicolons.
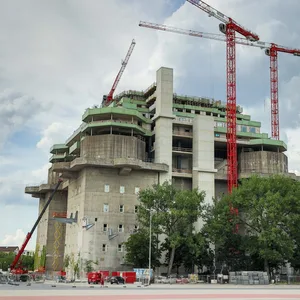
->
4;0;297;280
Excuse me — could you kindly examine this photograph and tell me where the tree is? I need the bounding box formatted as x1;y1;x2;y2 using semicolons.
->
136;181;205;276
63;254;70;270
124;228;161;268
69;252;80;280
84;259;99;273
0;252;34;271
204;175;300;275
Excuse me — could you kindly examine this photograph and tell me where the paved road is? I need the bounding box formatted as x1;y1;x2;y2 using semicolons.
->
1;282;300;299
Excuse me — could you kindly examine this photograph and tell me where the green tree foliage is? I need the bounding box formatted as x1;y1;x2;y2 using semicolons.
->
84;259;99;273
125;228;161;268
40;246;46;268
129;181;205;275
63;254;70;270
204;175;300;274
0;252;34;271
69;252;80;280
34;244;40;270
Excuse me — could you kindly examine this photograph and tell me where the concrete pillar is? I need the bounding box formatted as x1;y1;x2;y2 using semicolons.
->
192;115;216;231
153;67;174;183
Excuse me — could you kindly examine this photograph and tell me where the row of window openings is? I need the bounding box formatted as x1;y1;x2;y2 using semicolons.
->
215;122;258;133
102;244;124;252
104;185;140;194
103;204;138;213
103;224;138;232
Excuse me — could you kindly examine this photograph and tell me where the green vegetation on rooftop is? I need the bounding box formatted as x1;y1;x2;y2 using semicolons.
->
82;120;152;136
249;139;287;151
82;107;151;124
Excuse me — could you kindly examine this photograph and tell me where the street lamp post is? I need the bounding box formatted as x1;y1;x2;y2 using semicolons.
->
148;210;153;286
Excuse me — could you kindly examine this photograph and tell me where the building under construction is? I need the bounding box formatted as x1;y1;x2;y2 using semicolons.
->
25;67;293;276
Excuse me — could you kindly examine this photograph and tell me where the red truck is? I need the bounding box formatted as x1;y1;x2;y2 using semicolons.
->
87;271;105;285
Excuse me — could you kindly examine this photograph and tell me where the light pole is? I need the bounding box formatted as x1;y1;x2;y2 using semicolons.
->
148;210;153;286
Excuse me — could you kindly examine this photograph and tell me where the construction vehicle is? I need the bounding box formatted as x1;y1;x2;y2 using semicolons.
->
10;178;63;276
102;39;136;107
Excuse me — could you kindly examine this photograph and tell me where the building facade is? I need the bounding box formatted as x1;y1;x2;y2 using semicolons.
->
25;67;290;276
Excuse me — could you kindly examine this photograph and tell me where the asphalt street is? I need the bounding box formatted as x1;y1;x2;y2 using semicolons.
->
1;282;300;299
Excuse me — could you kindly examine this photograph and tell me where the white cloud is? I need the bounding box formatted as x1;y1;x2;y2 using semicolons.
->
0;89;45;149
0;229;26;247
37;122;74;153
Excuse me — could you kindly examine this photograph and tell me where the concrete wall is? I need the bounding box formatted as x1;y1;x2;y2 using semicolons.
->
215;180;227;199
80;135;146;161
64;167;159;275
172;177;192;190
35;196;48;267
45;191;67;272
192;115;216;231
35;189;67;273
64;169;87;276
154;67;174;183
48;167;60;184
239;151;288;174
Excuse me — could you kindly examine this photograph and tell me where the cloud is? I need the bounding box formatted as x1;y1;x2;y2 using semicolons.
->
0;229;26;247
0;164;49;206
37;122;74;153
0;89;45;149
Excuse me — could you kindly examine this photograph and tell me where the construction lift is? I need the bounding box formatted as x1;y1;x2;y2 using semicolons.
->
102;39;136;107
139;21;300;141
10;178;63;275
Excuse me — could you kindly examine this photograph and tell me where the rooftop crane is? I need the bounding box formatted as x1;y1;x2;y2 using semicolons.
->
186;0;259;193
10;179;63;274
102;39;136;107
139;21;300;141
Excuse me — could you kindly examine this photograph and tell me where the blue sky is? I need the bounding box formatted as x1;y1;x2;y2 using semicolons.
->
1;0;300;250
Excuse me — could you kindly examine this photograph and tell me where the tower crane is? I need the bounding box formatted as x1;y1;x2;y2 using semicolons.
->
186;0;259;193
102;39;136;107
266;45;300;140
139;21;300;141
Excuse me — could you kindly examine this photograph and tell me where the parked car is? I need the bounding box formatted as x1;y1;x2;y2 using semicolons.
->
110;276;125;284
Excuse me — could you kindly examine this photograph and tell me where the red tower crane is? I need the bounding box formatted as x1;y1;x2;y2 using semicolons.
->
186;0;259;193
102;39;136;107
139;21;300;142
265;45;300;140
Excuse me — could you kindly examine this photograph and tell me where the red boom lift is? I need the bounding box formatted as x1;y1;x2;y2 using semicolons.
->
10;178;63;274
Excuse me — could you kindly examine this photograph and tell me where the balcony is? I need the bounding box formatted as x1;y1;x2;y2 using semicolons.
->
172;147;192;154
50;144;68;154
173;131;192;138
172;168;192;178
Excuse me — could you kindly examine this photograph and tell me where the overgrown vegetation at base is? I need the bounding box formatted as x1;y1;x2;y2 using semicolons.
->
125;176;300;276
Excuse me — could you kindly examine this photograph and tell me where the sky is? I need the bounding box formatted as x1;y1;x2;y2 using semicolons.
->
1;0;300;251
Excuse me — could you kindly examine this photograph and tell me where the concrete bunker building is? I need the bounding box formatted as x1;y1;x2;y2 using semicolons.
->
25;67;289;276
